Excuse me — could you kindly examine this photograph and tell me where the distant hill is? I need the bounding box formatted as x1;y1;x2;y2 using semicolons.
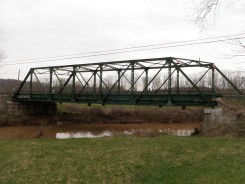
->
0;78;20;94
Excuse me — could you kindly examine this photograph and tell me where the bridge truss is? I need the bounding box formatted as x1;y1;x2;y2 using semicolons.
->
13;57;243;107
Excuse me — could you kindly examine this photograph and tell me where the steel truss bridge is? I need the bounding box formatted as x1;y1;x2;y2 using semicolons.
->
12;57;243;107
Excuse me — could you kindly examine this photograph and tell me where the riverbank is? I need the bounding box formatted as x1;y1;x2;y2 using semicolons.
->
1;101;244;138
0;104;204;126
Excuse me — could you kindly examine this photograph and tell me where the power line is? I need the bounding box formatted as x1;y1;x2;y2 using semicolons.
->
1;33;245;67
5;32;245;63
4;32;245;64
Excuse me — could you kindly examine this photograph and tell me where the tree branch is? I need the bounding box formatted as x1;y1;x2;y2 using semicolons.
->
193;0;221;30
224;38;245;59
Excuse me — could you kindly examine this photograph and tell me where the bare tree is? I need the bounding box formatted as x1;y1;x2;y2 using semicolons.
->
193;0;221;30
151;75;161;91
104;75;115;88
193;0;245;60
193;0;244;29
225;39;245;59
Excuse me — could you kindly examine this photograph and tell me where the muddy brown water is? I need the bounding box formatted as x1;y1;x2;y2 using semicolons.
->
0;122;201;139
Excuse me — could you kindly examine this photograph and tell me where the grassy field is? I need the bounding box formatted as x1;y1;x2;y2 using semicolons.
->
0;135;245;183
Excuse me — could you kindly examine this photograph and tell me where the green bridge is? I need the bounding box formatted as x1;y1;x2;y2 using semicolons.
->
12;57;243;108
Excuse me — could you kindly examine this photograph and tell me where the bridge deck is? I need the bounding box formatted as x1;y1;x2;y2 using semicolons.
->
14;92;219;107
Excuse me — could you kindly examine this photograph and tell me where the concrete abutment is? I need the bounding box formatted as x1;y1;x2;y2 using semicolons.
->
7;101;57;116
202;108;236;133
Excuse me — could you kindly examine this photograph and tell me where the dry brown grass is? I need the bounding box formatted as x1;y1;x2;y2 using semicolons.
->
57;105;204;124
0;103;204;126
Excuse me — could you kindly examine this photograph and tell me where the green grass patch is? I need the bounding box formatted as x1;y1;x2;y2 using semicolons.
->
0;136;245;183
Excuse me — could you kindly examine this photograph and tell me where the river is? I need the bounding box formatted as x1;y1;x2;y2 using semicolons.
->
0;122;201;139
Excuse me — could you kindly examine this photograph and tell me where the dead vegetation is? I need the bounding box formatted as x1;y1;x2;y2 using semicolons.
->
217;98;245;117
202;98;245;137
57;104;204;124
0;102;204;126
202;121;245;137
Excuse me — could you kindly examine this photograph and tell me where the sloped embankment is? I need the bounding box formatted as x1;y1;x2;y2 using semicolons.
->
57;105;204;124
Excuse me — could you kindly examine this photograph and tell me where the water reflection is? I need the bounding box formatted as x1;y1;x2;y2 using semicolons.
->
56;131;113;139
56;128;196;139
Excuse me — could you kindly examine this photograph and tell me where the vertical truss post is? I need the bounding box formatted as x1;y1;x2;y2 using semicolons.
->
168;60;172;95
177;67;179;94
99;64;103;96
93;71;97;94
29;69;33;100
167;59;172;105
131;62;135;94
117;70;121;94
145;68;148;93
49;68;53;100
72;66;76;101
212;65;215;94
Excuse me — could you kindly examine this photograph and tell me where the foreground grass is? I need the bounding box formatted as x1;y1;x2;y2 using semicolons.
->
0;136;245;184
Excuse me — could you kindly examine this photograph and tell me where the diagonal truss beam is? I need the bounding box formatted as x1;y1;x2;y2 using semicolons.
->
13;57;243;107
177;67;208;102
58;73;73;94
188;68;210;93
215;67;243;95
154;69;176;94
102;63;131;102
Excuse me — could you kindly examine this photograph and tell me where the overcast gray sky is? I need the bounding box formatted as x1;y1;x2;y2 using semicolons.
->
0;0;245;79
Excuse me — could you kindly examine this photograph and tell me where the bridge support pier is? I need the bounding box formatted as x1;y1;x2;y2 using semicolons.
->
202;108;236;133
7;101;57;116
203;108;223;132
